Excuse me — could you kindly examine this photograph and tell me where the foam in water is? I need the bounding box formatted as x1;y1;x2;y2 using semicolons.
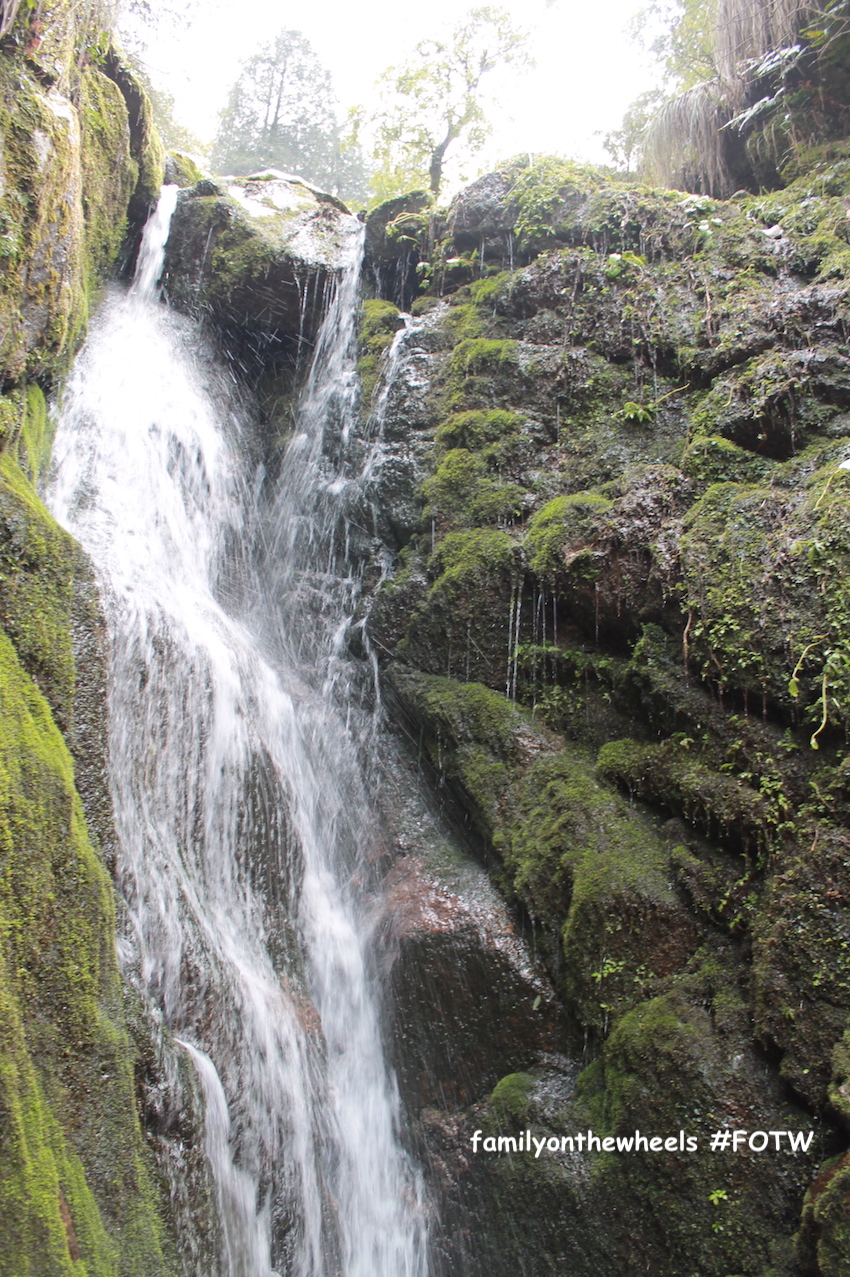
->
48;189;428;1277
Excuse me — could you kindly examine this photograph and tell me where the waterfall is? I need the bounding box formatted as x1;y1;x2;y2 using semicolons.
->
48;190;428;1277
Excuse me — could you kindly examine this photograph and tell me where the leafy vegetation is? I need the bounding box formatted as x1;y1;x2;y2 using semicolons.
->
355;5;531;201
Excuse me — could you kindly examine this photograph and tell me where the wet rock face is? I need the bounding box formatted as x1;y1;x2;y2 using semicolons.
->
364;190;430;309
0;20;161;385
356;154;850;1275
0;8;183;1273
162;172;361;386
384;852;561;1111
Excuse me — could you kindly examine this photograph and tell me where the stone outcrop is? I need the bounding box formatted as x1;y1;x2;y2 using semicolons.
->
162;171;361;412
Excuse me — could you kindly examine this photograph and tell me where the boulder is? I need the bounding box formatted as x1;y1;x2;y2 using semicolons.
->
162;171;361;382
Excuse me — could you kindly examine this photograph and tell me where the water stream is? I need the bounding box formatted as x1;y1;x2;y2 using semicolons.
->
48;189;427;1277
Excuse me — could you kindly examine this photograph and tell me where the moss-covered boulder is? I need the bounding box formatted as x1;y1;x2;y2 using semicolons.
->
162;172;360;388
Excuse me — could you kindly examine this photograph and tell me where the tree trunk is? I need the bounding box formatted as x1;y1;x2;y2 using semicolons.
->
429;134;452;197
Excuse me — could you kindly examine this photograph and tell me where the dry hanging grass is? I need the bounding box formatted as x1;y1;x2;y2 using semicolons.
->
641;81;736;195
640;0;850;193
715;0;807;84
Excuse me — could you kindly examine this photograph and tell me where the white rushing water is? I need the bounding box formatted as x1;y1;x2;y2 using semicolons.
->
48;190;427;1277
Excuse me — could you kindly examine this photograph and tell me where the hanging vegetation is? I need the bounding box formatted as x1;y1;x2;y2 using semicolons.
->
639;0;850;194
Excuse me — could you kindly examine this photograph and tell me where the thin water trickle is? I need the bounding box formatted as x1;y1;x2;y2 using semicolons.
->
49;190;428;1277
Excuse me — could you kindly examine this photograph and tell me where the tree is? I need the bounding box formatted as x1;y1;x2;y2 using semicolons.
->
211;30;369;204
362;6;532;202
630;0;719;91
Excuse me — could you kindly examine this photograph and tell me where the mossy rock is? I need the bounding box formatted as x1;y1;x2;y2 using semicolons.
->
680;476;850;730
681;433;778;487
691;347;850;461
162;176;357;389
0;57;87;382
164;151;202;188
0;629;175;1275
572;975;819;1277
398;528;521;686
79;67;137;294
597;736;777;860
434;408;525;453
421;448;526;531
0;453;82;731
524;491;612;581
490;1072;534;1123
831;1023;850;1131
509;748;697;1031
387;667;532;840
752;829;850;1108
798;1152;850;1277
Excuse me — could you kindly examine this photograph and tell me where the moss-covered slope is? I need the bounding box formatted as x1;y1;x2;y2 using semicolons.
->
363;153;850;1276
0;3;176;1271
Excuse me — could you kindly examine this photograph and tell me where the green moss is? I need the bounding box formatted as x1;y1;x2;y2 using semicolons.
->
0;943;117;1277
356;301;401;406
391;666;687;1031
680;433;777;487
357;353;380;404
798;1154;850;1277
0;388;25;454
412;529;519;676
79;68;136;296
167;152;202;187
434;409;524;453
524;492;612;580
0;453;79;729
680;477;850;733
491;1072;534;1122
421;448;525;529
597;736;779;859
509;749;686;1030
0;630;174;1275
690;348;850;460
469;272;512;305
428;301;486;347
359;298;400;346
18;384;52;486
387;670;528;837
410;294;441;316
450;338;517;375
0;58;87;382
129;82;165;217
830;1024;850;1128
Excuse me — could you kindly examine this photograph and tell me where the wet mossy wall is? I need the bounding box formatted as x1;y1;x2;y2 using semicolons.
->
0;2;174;1271
363;152;850;1276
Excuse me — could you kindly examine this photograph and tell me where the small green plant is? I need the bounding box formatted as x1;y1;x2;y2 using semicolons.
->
621;400;655;424
604;250;646;279
621;383;687;425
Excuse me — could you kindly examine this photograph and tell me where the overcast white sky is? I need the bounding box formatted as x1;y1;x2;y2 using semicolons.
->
131;0;663;188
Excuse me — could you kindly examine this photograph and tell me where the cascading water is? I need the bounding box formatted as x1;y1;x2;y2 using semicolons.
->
48;189;428;1277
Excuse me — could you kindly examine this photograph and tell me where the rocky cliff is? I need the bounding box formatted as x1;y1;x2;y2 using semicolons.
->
355;152;850;1276
3;0;850;1270
0;3;178;1271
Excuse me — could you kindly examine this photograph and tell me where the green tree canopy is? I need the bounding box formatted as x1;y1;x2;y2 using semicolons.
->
360;6;532;202
211;30;368;205
631;0;719;90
